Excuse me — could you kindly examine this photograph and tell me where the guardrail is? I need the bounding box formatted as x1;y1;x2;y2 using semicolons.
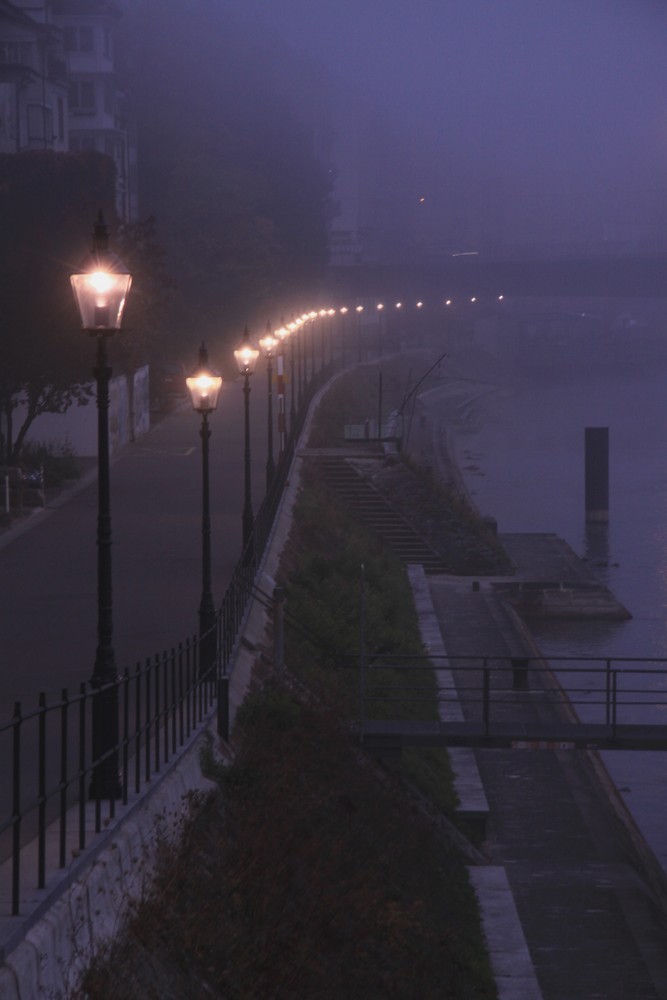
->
360;653;667;752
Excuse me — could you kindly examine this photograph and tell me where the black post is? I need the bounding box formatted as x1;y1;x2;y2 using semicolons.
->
242;372;254;552
289;335;296;429
297;331;303;408
90;333;121;800
585;427;609;523
265;354;275;491
198;411;217;678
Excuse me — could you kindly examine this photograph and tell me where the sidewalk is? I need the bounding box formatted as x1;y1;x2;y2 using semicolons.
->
420;570;667;1000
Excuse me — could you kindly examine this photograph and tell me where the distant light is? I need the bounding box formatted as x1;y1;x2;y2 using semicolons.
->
395;302;402;309
340;306;349;314
416;301;423;309
418;195;426;204
377;302;384;310
445;299;452;306
356;305;364;313
470;297;476;303
498;294;504;301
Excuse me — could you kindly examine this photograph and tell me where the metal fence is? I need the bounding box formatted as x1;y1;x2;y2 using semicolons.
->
360;653;667;751
0;346;340;919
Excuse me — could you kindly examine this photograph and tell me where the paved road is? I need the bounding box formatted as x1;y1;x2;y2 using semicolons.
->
0;375;270;722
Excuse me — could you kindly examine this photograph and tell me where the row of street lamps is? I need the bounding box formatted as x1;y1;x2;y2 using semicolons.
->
70;215;508;798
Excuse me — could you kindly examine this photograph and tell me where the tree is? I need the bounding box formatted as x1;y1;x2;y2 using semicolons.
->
0;151;116;464
119;0;336;350
0;152;173;464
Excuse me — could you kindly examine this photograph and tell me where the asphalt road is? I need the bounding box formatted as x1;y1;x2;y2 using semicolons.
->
0;374;270;723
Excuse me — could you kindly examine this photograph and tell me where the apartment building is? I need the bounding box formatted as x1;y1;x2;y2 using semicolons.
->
0;0;136;219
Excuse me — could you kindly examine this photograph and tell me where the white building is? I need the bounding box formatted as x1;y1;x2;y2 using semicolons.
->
0;0;136;219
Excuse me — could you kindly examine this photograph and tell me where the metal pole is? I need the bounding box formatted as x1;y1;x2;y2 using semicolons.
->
265;356;274;490
242;372;254;552
198;411;217;678
289;336;296;429
90;333;121;799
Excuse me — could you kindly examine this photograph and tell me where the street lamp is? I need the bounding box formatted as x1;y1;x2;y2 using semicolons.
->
258;323;278;491
234;327;259;554
186;344;222;679
339;307;349;366
356;305;364;362
70;212;132;800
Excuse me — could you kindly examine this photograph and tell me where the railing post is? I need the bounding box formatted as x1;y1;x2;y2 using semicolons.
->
12;701;22;916
612;670;618;736
273;585;285;675
59;688;69;868
512;656;529;691
605;658;611;726
217;672;229;742
38;692;46;889
483;661;490;735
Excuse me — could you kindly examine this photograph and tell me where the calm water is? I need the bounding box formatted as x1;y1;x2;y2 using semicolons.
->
427;350;667;871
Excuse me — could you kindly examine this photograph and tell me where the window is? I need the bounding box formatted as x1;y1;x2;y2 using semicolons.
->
69;80;95;113
104;82;115;116
0;41;33;66
63;26;95;53
79;27;94;53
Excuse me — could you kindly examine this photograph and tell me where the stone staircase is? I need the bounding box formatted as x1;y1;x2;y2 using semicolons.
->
312;453;448;574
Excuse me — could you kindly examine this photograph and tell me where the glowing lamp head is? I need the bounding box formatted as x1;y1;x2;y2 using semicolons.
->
259;324;279;358
70;213;132;332
186;343;222;413
356;305;364;313
416;301;423;309
234;327;260;376
340;307;349;315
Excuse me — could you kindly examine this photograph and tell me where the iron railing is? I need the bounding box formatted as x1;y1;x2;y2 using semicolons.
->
360;653;667;751
0;342;343;921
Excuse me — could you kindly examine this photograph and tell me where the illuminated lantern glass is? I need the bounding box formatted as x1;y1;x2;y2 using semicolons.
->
70;215;132;331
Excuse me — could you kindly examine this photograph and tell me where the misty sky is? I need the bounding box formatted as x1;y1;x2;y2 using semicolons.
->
226;0;667;252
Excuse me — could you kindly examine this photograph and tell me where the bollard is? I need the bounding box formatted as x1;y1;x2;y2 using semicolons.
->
512;657;529;690
585;427;609;523
273;585;285;675
217;675;229;741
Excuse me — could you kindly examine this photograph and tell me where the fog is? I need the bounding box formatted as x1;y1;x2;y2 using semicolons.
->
225;0;667;258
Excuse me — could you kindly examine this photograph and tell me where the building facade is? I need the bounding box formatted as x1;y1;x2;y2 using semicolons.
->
0;0;136;219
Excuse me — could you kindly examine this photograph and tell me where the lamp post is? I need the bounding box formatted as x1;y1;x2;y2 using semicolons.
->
340;307;348;366
356;305;364;362
186;344;222;679
258;323;278;491
70;212;132;800
287;320;297;428
234;327;259;554
376;303;385;359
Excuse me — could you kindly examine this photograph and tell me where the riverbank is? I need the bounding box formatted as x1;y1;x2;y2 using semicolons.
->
398;389;667;997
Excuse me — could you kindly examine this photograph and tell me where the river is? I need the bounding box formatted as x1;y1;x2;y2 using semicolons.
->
423;301;667;872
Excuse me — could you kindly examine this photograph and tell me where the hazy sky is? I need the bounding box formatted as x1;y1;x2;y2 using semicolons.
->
226;1;667;251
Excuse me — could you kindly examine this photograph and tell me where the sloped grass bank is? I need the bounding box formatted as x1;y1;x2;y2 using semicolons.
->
79;689;495;999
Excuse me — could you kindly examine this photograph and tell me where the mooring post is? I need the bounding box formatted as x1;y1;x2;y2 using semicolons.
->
585;427;609;523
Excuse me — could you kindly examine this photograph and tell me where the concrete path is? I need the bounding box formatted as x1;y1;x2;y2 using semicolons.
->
426;574;667;1000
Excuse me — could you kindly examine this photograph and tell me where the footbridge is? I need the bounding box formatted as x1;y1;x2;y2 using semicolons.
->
360;654;667;754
